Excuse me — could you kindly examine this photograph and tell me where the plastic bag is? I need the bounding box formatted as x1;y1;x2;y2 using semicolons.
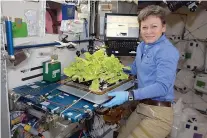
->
170;98;207;138
171;98;185;138
60;20;84;34
176;108;207;138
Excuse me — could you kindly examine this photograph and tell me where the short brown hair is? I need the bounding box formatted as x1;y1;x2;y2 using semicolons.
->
138;5;166;25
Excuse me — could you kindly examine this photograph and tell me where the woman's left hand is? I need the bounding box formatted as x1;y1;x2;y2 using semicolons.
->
102;91;129;108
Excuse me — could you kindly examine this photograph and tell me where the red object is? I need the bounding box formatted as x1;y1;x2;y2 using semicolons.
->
78;130;83;138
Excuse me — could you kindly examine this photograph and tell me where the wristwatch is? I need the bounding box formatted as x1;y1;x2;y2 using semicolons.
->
128;90;134;101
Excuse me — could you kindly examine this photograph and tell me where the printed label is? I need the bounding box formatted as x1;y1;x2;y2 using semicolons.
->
52;69;60;78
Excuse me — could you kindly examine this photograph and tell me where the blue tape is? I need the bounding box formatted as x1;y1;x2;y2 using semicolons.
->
62;4;75;20
5;20;14;57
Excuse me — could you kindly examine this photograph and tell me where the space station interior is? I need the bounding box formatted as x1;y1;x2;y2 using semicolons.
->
1;0;207;138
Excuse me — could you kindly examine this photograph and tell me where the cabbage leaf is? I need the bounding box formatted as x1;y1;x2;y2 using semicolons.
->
63;49;130;92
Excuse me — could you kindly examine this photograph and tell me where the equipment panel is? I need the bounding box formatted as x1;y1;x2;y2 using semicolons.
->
12;80;95;123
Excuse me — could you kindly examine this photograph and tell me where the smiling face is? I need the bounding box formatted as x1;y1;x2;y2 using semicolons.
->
140;15;166;44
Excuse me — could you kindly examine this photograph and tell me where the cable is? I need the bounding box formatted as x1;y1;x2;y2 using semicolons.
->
199;95;207;103
45;99;65;107
168;13;206;55
184;23;207;38
60;90;93;116
44;95;86;112
129;4;134;14
37;88;88;115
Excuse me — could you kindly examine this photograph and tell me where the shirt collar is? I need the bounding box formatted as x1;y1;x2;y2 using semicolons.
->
143;34;167;47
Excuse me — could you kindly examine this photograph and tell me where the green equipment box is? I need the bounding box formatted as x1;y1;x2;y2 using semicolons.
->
43;61;61;82
12;22;28;38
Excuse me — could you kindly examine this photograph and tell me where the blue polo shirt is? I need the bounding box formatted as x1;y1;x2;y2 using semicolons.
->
130;34;179;102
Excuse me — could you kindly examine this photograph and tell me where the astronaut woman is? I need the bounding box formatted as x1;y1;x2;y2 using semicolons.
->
103;5;179;138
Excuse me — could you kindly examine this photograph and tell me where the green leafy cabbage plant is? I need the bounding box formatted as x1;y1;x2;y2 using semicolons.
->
63;49;130;92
